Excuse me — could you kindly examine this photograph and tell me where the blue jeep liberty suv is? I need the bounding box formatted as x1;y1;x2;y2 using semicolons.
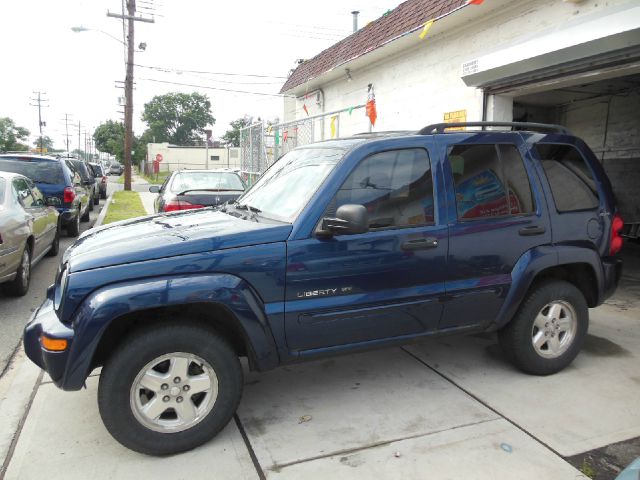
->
24;122;623;455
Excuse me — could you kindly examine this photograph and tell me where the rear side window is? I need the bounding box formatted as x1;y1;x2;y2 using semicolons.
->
335;148;434;228
0;158;64;185
449;144;534;220
537;144;599;212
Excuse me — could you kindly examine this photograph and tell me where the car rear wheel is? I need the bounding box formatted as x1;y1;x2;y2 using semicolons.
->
88;195;94;212
98;321;243;455
67;211;80;237
8;245;31;296
81;202;91;222
46;222;60;257
498;280;588;375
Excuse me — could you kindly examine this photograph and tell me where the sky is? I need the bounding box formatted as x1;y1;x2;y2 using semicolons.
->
0;0;397;152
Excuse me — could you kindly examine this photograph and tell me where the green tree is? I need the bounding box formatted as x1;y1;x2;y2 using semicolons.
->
0;117;30;152
93;121;125;160
141;92;214;146
133;129;154;167
222;117;252;147
33;135;54;151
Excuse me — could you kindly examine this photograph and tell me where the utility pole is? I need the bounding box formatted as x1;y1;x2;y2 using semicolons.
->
77;121;81;157
108;1;154;191
29;91;49;153
61;114;73;154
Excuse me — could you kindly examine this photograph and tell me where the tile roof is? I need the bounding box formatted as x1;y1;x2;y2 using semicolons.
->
280;0;468;93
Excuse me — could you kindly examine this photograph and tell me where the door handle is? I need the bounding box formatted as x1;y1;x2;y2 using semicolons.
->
518;225;546;236
401;237;438;250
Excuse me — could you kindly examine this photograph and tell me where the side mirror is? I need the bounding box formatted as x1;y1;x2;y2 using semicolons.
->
149;185;160;193
320;204;369;236
46;197;61;207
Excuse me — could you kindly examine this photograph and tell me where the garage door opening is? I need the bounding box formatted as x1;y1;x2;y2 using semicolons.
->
511;73;640;240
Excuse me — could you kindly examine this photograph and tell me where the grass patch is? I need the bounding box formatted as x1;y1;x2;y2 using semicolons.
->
141;170;170;184
103;191;148;224
116;175;125;184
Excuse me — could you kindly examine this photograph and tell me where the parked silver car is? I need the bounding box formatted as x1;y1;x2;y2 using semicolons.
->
0;172;59;296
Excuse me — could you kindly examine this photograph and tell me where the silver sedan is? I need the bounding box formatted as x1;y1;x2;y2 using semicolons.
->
0;172;59;296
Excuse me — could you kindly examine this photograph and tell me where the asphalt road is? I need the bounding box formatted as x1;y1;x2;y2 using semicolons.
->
0;180;120;376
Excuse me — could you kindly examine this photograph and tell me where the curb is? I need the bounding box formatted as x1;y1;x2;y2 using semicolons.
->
93;192;113;228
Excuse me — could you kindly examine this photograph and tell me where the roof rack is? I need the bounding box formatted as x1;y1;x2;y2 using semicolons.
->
417;122;572;135
352;130;415;137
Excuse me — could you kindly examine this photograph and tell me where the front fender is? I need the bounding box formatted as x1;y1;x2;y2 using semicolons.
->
62;273;278;390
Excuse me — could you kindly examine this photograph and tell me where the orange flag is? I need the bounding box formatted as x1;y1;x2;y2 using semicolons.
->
366;84;377;127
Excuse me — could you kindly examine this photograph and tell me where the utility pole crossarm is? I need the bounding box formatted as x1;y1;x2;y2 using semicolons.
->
106;11;155;23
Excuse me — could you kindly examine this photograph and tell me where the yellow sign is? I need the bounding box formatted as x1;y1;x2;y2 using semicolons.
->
32;147;48;153
443;110;467;131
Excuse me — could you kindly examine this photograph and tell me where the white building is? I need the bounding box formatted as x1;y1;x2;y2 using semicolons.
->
146;143;241;172
280;0;640;227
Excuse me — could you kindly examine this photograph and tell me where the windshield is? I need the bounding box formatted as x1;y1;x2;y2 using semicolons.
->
170;171;245;193
0;158;64;184
237;147;344;222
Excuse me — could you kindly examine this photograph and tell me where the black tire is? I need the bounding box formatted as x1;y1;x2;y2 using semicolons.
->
498;280;588;375
100;189;107;199
81;202;90;222
67;211;80;237
98;321;243;455
88;195;94;212
46;222;60;257
8;244;31;296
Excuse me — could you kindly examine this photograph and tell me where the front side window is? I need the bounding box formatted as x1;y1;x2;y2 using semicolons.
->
449;144;534;220
237;147;345;222
334;148;434;229
536;144;599;212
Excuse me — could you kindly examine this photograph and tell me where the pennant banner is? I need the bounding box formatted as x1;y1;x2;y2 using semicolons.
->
418;19;434;40
275;130;279;145
303;103;309;116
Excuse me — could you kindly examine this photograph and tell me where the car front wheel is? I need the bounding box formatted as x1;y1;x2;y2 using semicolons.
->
98;321;243;455
498;280;588;375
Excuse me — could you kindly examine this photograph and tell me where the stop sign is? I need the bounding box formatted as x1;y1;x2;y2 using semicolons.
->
155;153;163;162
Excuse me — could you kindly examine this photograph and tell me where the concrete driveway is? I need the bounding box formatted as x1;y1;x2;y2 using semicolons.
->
2;300;638;479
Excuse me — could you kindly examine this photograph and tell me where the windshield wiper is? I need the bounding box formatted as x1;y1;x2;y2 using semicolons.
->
235;203;261;221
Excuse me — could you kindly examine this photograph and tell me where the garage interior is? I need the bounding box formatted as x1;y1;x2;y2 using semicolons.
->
511;72;640;236
506;71;640;304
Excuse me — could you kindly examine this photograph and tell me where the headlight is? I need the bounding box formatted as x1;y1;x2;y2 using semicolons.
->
53;267;69;311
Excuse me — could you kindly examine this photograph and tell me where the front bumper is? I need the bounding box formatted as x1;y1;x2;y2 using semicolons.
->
24;297;75;388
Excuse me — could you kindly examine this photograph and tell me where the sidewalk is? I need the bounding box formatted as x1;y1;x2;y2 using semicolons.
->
7;304;640;478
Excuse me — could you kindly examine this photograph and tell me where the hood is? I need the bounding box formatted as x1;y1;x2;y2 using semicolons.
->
64;209;292;272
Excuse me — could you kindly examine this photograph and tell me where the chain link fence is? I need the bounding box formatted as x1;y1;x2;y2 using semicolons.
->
239;105;366;186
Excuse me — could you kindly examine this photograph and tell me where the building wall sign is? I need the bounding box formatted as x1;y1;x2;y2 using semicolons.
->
444;109;467;130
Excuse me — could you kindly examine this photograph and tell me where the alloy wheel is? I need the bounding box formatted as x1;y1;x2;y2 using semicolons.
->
130;353;218;433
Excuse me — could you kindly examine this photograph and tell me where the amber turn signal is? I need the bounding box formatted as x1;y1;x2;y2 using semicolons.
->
40;335;68;352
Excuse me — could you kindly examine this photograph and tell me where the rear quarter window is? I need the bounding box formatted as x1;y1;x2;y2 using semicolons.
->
0;158;64;185
536;144;599;212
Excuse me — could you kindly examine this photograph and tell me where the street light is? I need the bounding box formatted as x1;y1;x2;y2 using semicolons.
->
71;22;149;191
71;26;126;46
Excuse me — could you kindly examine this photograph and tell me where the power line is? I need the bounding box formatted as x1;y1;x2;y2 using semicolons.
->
134;63;288;79
138;77;293;97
